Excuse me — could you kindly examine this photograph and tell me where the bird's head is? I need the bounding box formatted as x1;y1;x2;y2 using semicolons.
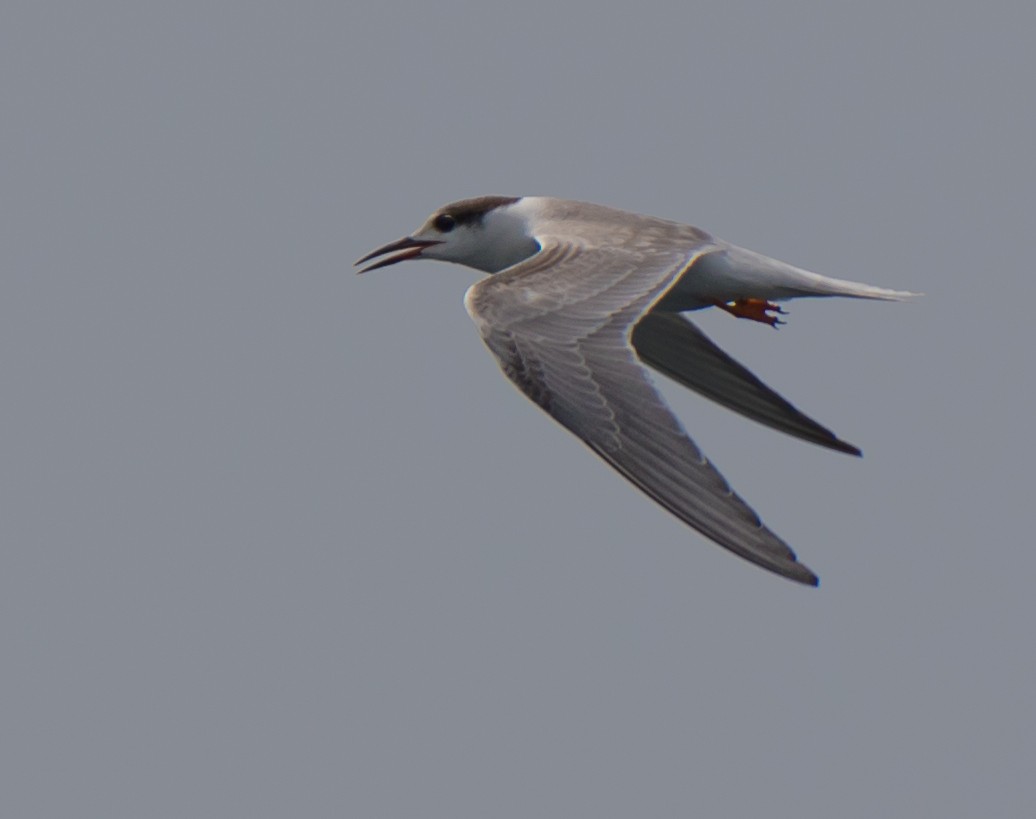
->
356;195;541;275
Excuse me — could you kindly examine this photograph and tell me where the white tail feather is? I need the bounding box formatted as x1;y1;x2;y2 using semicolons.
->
703;245;921;303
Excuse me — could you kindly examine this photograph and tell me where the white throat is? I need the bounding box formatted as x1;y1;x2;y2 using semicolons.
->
461;201;541;273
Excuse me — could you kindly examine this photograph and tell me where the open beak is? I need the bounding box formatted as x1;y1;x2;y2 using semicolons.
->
354;236;443;274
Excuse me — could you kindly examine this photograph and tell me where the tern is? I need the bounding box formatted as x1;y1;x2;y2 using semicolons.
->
357;196;915;585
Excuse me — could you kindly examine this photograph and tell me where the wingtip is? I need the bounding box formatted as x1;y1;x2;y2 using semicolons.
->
839;440;863;458
790;564;820;587
769;556;819;586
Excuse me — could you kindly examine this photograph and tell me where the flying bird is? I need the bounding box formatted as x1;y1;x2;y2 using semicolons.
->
357;196;915;585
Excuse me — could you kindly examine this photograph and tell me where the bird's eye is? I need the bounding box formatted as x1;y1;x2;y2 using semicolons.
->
434;214;456;233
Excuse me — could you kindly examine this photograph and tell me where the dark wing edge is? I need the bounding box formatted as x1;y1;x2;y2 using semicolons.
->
587;438;820;586
632;312;861;456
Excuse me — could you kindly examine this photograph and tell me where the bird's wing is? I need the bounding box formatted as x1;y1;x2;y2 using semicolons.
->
632;312;861;455
464;239;818;585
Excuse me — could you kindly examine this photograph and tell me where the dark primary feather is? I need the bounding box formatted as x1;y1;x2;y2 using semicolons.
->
632;312;861;456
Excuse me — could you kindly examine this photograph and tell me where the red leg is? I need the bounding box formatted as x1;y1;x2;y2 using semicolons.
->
716;298;787;327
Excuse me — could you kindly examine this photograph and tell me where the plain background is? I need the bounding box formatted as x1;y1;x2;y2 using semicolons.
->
3;2;1034;816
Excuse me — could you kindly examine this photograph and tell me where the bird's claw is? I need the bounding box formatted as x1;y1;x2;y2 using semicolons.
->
717;298;787;328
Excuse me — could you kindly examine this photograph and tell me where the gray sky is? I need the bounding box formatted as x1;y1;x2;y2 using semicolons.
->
2;2;1034;816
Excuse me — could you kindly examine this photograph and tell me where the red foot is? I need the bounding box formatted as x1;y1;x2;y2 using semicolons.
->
716;298;787;327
